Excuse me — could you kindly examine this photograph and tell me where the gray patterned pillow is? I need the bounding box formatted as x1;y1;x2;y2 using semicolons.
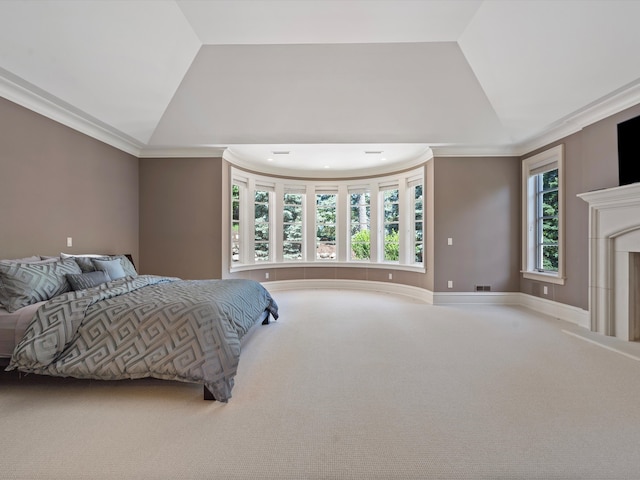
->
66;271;111;291
60;253;136;276
92;259;126;280
0;258;82;312
108;255;137;277
60;253;109;273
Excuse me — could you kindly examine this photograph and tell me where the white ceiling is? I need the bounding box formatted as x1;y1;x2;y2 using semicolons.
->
1;0;639;176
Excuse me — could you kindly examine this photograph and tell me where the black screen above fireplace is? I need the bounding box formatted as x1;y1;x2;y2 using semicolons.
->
618;114;640;186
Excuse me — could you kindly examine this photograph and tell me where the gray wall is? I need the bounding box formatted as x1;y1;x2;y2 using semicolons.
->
433;156;521;292
139;157;223;279
0;97;138;262
520;102;640;310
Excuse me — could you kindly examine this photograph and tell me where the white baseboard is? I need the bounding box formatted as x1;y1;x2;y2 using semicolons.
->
518;293;590;328
432;291;522;305
262;279;433;303
261;280;590;328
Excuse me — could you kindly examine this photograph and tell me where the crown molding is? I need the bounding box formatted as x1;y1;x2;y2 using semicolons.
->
515;78;640;157
138;146;227;158
0;70;144;156
430;144;519;157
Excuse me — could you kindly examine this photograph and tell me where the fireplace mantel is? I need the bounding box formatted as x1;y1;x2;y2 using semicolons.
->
578;182;640;340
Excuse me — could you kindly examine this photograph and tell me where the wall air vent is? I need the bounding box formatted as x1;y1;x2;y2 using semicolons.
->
475;285;491;292
364;151;384;155
271;151;290;155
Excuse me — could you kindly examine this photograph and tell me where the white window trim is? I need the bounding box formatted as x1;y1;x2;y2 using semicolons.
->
521;144;566;285
230;166;425;273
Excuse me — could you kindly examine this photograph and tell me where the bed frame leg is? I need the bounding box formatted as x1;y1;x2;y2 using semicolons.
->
203;386;216;401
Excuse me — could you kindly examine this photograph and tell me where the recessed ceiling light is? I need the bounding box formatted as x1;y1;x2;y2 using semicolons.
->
381;158;387;161
267;158;274;162
324;165;330;169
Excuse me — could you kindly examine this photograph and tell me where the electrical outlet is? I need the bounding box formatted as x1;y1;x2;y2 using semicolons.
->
543;286;548;295
447;280;453;289
447;237;453;246
265;272;269;279
67;237;72;247
388;273;393;280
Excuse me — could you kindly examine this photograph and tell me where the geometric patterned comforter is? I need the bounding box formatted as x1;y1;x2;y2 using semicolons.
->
6;275;278;402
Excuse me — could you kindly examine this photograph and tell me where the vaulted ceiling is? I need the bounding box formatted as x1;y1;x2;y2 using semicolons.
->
1;0;639;176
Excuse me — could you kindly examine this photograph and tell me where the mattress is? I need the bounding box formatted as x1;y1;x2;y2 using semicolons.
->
0;302;44;358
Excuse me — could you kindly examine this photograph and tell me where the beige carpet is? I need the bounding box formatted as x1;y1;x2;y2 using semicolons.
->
3;289;640;479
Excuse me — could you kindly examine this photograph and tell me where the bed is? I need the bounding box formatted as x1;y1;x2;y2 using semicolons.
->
0;254;278;402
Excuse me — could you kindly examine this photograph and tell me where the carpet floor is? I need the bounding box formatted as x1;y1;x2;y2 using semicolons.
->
2;289;640;479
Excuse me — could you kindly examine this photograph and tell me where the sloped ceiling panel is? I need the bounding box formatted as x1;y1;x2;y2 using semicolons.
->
0;0;201;145
149;42;510;147
459;0;640;145
177;0;482;44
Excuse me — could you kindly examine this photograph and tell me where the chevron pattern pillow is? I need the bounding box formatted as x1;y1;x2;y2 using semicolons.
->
0;258;82;312
66;270;111;291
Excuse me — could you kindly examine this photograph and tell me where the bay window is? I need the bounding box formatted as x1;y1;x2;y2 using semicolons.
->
230;166;424;271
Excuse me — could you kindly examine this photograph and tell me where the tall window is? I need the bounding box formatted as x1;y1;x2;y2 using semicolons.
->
412;183;424;264
231;184;241;263
350;191;370;261
254;190;270;262
382;188;400;262
316;194;337;260
283;191;303;260
522;144;565;284
535;169;558;271
230;167;424;271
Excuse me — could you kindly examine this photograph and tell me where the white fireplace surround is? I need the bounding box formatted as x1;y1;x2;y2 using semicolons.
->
578;183;640;341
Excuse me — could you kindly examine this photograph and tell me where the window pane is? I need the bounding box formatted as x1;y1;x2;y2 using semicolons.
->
254;225;269;241
232;223;240;263
255;205;269;222
384;190;399;202
283;193;303;260
350;192;370;261
255;243;269;261
382;188;400;262
542;217;558;243
283;224;302;241
317;243;336;260
255;191;269;203
384;241;399;261
232;201;240;222
351;225;370;260
350;205;370;224
283;242;302;260
316;208;336;223
385;223;399;236
384;203;399;222
414;243;424;263
283;193;302;205
316;226;336;242
541;245;558;271
542;190;558;216
414;200;423;221
283;205;302;222
415;222;423;242
542;169;558;190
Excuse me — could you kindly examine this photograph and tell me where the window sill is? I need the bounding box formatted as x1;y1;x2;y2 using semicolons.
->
230;262;426;274
522;270;566;285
